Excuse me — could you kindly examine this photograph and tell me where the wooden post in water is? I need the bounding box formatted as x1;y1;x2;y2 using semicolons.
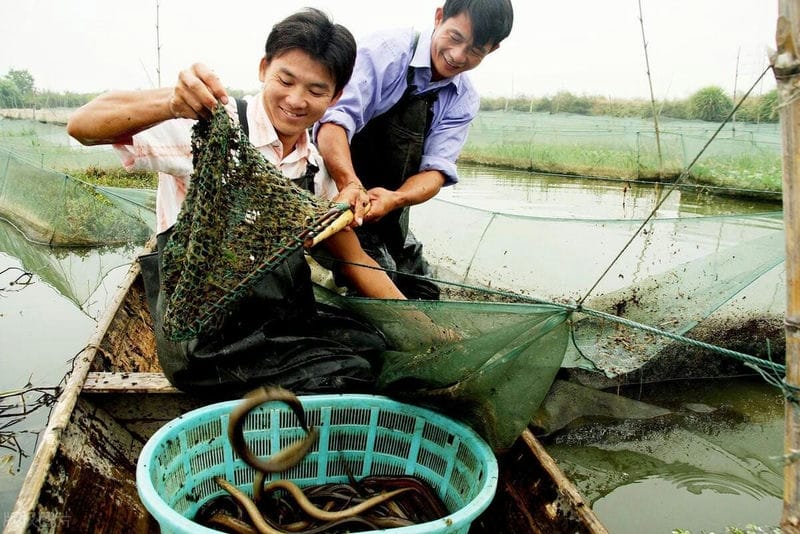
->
778;1;800;531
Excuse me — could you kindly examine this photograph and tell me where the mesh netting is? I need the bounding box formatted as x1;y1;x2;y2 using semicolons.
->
0;148;155;246
410;198;785;382
314;286;569;450
0;114;121;168
0;117;155;246
463;110;781;184
160;104;349;341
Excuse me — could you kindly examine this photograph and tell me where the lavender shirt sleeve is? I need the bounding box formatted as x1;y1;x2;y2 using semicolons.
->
420;77;480;186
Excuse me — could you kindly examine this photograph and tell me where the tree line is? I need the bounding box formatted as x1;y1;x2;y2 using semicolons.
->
0;68;779;124
482;86;779;124
0;68;94;108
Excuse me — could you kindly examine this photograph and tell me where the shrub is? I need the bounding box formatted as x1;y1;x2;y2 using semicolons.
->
689;86;734;122
757;89;779;122
660;99;691;120
551;91;593;115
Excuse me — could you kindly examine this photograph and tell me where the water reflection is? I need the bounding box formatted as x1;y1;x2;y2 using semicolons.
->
545;378;784;533
0;220;139;317
444;164;782;219
0;220;140;519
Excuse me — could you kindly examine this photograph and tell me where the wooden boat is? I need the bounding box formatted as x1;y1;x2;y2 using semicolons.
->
4;251;608;534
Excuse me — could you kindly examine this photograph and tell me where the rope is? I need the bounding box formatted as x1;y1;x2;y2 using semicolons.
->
313;253;785;375
576;65;773;308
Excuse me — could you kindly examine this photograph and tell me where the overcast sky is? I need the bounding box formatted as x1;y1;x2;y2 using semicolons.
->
0;1;778;100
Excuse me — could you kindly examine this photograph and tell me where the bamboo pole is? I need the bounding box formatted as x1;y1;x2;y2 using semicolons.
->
156;1;162;87
776;1;800;531
637;0;664;179
733;47;740;138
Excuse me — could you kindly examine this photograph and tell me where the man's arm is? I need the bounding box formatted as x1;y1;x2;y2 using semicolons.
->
322;230;405;299
68;88;175;146
68;64;228;146
316;122;370;226
365;170;445;223
317;122;446;224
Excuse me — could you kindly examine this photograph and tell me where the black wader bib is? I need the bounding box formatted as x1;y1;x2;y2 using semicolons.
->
138;99;386;398
348;59;442;300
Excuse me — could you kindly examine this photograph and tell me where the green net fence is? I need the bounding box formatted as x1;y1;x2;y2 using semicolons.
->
0;116;120;169
464;110;782;188
410;197;785;385
0;118;155;246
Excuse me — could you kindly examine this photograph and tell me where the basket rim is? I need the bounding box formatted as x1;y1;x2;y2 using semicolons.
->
136;393;499;534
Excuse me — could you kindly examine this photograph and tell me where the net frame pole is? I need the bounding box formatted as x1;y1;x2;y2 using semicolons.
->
777;1;800;531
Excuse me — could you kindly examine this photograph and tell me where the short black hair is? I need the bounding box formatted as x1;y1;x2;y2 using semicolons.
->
265;8;356;94
442;0;514;49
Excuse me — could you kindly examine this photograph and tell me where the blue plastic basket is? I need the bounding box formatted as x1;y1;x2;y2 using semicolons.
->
136;394;498;534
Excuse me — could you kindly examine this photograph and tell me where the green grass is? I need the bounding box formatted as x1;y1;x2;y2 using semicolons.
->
66;165;158;189
461;142;647;180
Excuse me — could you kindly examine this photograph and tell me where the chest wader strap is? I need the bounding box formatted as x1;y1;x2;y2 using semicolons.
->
236;97;250;138
345;32;442;299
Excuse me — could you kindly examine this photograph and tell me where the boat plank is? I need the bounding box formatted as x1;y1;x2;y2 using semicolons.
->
471;430;609;534
87;389;205;443
28;398;158;533
84;372;179;393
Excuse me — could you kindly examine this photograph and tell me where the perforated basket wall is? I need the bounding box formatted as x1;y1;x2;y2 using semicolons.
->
136;394;498;534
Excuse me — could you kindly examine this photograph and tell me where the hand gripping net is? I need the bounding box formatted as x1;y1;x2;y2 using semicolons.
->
160;104;349;341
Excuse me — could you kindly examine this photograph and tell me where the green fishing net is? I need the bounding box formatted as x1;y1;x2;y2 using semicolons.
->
0;145;154;246
410;198;785;385
160;104;348;341
314;286;571;451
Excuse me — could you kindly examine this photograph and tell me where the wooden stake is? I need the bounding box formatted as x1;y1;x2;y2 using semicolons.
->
637;0;664;179
155;0;162;87
776;1;800;531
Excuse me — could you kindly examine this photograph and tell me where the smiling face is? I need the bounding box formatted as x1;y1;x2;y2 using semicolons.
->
258;48;341;153
429;7;497;81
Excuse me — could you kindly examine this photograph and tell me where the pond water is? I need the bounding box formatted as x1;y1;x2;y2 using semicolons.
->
432;165;785;533
447;163;782;218
0;161;786;532
545;377;783;534
0;229;137;521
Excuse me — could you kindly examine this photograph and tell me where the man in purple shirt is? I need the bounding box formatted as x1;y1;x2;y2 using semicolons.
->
316;0;514;299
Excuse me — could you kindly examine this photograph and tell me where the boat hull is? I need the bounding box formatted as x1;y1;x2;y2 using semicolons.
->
5;258;607;534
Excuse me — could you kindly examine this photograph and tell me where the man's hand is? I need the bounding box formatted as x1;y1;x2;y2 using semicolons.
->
334;181;371;227
364;187;400;223
168;63;229;120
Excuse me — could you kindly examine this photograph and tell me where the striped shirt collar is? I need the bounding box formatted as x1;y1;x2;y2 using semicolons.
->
245;93;311;163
